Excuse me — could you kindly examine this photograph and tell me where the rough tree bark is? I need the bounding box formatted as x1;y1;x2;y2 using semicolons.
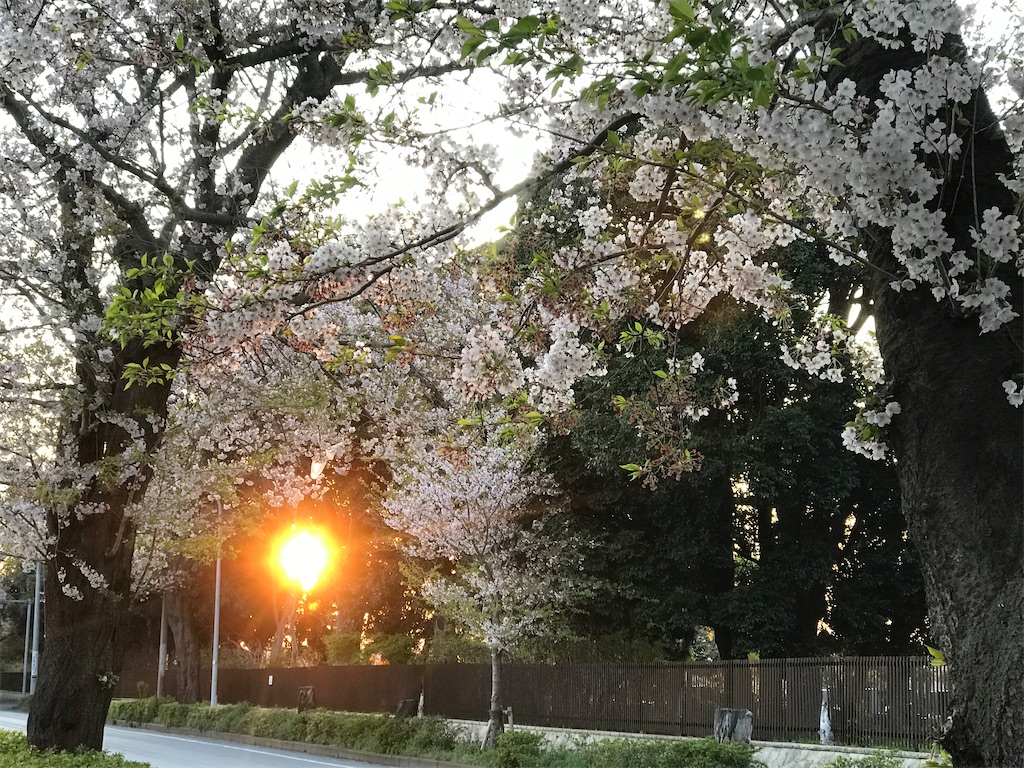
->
165;589;202;704
839;31;1024;768
27;342;181;750
12;39;363;751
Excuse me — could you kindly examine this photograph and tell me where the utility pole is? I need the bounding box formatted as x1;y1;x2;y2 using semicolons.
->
210;497;222;706
156;593;168;698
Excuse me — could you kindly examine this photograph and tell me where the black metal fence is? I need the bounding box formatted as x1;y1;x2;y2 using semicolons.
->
108;657;948;750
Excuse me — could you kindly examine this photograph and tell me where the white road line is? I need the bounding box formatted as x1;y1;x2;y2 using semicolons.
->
109;728;368;767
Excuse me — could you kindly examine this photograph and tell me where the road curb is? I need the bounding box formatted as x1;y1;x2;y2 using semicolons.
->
110;720;478;768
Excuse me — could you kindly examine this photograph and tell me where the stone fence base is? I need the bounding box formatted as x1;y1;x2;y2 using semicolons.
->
446;720;928;768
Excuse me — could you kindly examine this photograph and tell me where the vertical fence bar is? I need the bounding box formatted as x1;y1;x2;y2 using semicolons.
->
161;657;950;749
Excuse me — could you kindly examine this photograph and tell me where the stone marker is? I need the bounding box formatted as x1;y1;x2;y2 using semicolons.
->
297;685;316;712
714;708;753;743
395;698;418;718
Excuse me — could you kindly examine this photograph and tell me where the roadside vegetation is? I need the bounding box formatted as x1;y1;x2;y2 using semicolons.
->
108;699;763;768
0;731;146;768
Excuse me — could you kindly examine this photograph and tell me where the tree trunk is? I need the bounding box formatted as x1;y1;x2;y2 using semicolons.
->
269;594;296;668
482;646;504;750
27;340;181;751
872;251;1024;767
165;589;202;704
829;25;1024;766
26;549;128;751
706;471;738;659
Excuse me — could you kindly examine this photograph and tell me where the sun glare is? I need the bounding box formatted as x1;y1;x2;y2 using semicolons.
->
279;530;329;592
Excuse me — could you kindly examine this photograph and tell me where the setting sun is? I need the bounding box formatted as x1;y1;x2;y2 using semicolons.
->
279;530;329;592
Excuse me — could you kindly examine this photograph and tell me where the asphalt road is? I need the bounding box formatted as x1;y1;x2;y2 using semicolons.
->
0;711;382;768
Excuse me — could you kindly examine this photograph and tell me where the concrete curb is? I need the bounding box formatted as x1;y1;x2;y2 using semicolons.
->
110;720;478;768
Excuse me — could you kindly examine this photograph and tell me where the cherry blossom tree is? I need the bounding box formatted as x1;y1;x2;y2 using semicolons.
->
262;0;1021;762
437;2;1022;763
0;0;494;751
381;439;571;750
0;0;1020;763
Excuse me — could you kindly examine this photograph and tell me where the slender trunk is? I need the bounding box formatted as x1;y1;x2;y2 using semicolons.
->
706;471;737;659
269;594;296;668
482;646;504;750
165;589;201;704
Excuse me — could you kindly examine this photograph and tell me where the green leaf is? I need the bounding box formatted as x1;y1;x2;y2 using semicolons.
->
668;0;695;21
925;646;946;667
460;35;486;60
507;15;542;38
455;15;480;34
175;32;185;51
685;26;712;47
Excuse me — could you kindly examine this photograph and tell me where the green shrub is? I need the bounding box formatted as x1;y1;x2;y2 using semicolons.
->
204;702;253;733
497;731;545;768
183;702;213;731
822;752;902;768
361;716;415;753
405;717;457;753
244;707;304;742
108;697;161;724
154;700;190;728
587;737;758;768
321;712;383;748
0;730;150;768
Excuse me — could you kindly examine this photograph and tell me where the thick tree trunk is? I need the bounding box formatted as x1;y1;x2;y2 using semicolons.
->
165;589;201;704
873;263;1024;767
831;25;1024;766
482;646;504;750
26;546;129;751
27;341;181;751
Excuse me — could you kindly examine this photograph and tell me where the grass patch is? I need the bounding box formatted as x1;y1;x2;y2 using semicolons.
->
0;730;148;768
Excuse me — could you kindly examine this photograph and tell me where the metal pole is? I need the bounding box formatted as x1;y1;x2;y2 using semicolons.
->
156;593;168;699
210;498;222;706
30;562;42;695
21;594;32;694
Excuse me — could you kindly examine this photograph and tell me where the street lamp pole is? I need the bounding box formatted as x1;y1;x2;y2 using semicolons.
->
156;593;168;699
30;561;42;695
210;497;222;706
21;593;31;694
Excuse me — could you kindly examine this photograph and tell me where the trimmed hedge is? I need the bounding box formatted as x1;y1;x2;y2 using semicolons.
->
108;698;456;755
108;699;764;768
0;731;148;768
585;738;761;768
